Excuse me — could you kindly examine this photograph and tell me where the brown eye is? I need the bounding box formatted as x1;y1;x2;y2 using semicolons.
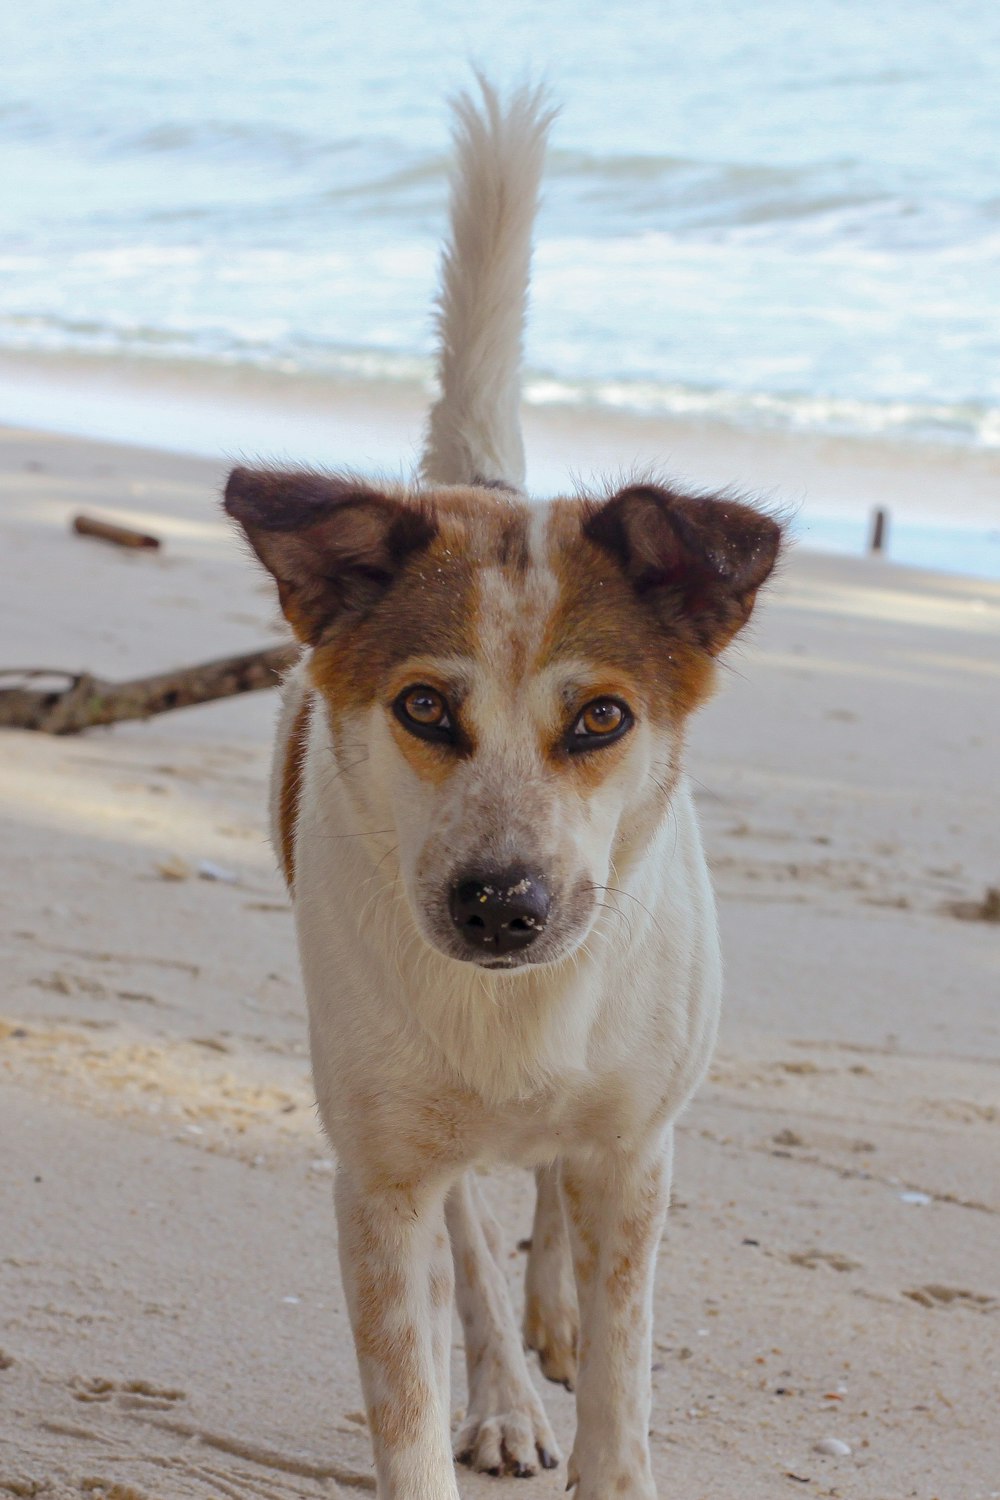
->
404;688;445;725
393;685;455;745
569;696;633;752
582;701;624;735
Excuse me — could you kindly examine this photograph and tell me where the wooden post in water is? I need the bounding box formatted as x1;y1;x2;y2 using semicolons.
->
869;507;888;555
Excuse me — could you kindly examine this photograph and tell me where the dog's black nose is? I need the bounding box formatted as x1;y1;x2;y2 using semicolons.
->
448;869;550;955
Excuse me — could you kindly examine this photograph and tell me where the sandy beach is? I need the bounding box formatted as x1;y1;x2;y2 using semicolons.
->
2;419;999;1500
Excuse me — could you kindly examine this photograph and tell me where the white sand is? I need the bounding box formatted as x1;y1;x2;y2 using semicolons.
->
1;421;998;1500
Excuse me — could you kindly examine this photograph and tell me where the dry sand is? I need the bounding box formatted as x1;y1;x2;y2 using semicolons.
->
1;422;998;1500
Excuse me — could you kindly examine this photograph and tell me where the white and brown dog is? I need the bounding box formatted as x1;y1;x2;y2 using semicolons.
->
225;78;782;1500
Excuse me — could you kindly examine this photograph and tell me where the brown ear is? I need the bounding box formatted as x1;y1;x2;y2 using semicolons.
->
223;467;436;645
584;483;783;654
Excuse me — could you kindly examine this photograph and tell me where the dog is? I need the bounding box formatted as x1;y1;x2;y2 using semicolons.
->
224;77;782;1500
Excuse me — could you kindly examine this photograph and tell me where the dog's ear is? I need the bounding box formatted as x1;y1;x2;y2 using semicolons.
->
584;483;783;654
224;467;437;645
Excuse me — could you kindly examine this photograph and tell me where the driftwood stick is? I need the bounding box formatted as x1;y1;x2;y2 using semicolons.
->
72;513;162;550
868;506;888;554
0;643;298;735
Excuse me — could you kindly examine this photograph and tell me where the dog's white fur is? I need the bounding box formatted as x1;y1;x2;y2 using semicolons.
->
229;77;779;1500
422;78;556;490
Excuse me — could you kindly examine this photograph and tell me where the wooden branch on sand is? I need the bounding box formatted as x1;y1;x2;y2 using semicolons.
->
0;643;299;735
72;513;162;550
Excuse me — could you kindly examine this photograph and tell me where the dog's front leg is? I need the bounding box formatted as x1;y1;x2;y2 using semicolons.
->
446;1171;559;1477
562;1134;672;1499
523;1163;579;1389
335;1167;458;1499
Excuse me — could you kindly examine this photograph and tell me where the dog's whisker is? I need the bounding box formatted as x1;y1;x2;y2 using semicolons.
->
315;826;396;842
591;900;633;944
316;752;370;788
586;882;663;941
355;851;402;928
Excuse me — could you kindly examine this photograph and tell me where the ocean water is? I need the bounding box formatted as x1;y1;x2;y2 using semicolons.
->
2;0;999;461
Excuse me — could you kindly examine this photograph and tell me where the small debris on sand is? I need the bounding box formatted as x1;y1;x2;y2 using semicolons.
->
197;860;239;884
946;885;1000;923
904;1284;997;1311
788;1249;861;1273
814;1437;852;1457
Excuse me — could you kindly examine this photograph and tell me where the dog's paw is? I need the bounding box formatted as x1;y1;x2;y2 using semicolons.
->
566;1449;656;1499
455;1401;560;1478
523;1293;578;1391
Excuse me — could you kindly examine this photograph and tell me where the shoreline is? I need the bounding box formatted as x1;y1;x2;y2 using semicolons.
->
1;350;998;581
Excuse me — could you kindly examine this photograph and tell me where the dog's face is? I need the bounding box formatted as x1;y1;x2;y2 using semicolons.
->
226;471;781;969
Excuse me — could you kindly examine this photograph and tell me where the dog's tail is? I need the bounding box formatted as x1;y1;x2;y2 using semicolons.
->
421;75;556;490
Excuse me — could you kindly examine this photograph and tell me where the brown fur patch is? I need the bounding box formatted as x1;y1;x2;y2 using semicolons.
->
348;1209;454;1463
346;1086;485;1191
539;672;652;793
386;718;464;785
355;1264;407;1349
402;1091;484;1169
383;667;477;784
304;483;770;774
582;483;783;657
224;468;437;645
562;1170;599;1285
278;694;312;888
606;1172;667;1305
541;501;718;730
355;1292;418;1372
369;1380;434;1448
309;486;531;728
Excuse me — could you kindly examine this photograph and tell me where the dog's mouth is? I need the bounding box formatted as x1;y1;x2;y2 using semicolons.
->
435;939;566;971
421;932;555;970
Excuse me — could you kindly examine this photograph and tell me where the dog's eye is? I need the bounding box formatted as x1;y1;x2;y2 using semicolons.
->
393;685;455;744
569;697;633;752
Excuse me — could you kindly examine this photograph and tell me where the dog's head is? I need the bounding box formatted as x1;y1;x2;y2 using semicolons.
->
226;469;782;970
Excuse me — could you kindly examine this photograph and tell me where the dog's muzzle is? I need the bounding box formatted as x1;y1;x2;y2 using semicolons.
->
448;867;550;958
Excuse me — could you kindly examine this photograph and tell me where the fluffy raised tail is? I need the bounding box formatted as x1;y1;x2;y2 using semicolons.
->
421;76;556;490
